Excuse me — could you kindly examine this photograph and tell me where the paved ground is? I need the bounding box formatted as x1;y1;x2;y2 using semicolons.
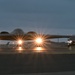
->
0;43;75;74
0;42;75;54
0;53;75;74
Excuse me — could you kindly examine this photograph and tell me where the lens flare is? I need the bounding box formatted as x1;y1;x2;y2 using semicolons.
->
17;40;23;45
35;37;43;44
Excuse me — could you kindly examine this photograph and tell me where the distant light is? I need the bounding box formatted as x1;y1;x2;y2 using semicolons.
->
18;40;23;45
35;37;43;44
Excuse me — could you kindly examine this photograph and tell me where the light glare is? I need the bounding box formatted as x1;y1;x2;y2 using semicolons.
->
18;47;22;50
17;47;23;53
34;47;44;52
35;38;43;44
18;40;23;45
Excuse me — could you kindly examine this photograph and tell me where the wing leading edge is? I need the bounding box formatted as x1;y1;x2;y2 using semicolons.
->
0;33;72;40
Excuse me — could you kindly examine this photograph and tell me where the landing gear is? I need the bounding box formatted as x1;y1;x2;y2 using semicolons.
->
68;43;75;47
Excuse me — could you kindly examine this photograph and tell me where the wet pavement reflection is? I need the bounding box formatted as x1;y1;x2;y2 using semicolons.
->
0;45;75;54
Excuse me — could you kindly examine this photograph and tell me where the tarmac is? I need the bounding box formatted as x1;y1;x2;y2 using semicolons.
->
0;42;75;74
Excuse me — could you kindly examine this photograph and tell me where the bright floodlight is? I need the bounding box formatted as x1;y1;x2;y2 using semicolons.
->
35;37;43;44
18;40;23;45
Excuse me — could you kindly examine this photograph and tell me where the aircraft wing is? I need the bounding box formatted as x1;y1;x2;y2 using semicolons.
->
0;34;28;40
44;34;72;39
0;34;13;40
0;33;72;40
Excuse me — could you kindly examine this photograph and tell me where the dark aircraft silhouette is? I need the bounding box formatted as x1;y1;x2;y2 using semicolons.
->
0;28;72;40
0;28;74;47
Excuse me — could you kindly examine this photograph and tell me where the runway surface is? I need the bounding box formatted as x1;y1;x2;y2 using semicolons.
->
0;43;75;74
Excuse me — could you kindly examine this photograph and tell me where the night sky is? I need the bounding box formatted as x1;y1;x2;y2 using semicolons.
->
0;0;75;35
